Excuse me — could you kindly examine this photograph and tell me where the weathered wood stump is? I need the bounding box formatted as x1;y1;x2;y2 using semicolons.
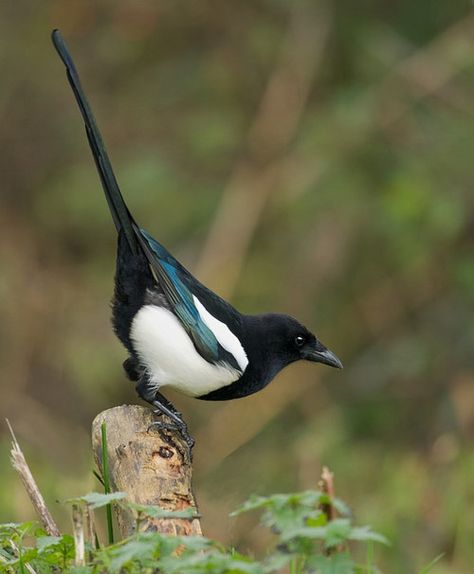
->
92;405;202;539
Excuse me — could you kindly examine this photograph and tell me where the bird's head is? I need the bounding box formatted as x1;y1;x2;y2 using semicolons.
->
260;313;343;370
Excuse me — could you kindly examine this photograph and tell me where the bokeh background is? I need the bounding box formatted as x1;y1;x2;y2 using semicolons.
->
1;1;473;572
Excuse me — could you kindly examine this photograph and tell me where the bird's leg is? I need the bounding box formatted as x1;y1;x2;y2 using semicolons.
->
150;397;195;450
152;391;184;420
135;374;195;450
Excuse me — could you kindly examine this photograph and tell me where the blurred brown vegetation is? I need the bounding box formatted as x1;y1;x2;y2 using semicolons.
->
0;1;473;572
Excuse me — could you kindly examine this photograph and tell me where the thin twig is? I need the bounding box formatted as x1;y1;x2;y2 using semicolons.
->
375;10;474;128
72;504;85;566
319;467;344;556
83;504;99;554
318;466;335;522
6;419;60;537
196;0;332;299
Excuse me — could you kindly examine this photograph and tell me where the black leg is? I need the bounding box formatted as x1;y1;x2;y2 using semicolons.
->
135;374;195;450
154;391;182;417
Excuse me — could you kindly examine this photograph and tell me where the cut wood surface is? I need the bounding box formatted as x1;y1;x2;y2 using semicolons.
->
92;405;202;539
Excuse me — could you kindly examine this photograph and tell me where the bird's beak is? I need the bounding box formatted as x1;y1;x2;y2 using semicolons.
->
303;344;343;369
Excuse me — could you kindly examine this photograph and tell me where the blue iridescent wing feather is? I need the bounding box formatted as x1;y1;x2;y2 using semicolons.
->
138;229;240;370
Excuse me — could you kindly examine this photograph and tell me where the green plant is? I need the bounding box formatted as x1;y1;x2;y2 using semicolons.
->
0;489;388;573
232;491;387;574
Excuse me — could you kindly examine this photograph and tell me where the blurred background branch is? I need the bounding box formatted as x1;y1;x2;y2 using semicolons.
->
196;0;331;299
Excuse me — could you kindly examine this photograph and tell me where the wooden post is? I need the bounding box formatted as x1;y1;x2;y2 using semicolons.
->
92;405;202;539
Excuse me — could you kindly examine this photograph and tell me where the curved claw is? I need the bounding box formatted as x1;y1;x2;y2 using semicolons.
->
148;419;195;451
148;420;176;433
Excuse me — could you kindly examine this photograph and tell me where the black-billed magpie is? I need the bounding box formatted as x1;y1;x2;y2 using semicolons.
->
52;30;342;449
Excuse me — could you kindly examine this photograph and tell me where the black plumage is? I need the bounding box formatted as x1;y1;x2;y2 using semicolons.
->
52;30;342;450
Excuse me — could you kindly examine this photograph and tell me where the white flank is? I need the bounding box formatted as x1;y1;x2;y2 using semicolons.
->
192;295;249;372
130;305;241;397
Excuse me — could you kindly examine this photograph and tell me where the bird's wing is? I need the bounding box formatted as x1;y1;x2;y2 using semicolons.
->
137;229;244;372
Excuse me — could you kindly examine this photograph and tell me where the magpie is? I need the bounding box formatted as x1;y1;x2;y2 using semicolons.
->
52;30;342;449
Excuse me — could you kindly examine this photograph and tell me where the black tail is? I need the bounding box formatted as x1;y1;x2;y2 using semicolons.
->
51;29;138;255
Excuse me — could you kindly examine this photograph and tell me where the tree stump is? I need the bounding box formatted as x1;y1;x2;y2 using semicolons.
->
92;405;202;539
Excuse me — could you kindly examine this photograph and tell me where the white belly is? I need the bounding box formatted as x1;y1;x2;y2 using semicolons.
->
130;305;241;397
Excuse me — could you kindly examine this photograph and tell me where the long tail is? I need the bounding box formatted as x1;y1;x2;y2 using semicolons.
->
51;29;138;255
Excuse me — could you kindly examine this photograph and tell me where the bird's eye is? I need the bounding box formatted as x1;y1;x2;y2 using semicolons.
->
295;335;305;347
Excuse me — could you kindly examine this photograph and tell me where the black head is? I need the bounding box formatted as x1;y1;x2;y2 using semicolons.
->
258;313;343;370
201;313;343;401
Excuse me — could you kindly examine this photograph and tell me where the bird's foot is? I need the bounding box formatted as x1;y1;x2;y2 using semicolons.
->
148;419;177;433
136;376;195;453
149;417;195;450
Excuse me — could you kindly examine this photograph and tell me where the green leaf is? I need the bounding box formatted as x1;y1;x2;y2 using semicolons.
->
325;519;352;547
306;512;329;527
108;539;157;571
64;491;127;508
331;498;351;517
230;495;274;516
279;519;352;547
262;552;292;573
232;491;328;516
157;549;265;574
171;534;218;555
279;518;388;551
37;533;74;552
1;549;38;571
280;525;327;543
233;491;334;540
308;552;355;574
0;521;38;538
34;534;75;569
36;535;63;552
348;526;389;546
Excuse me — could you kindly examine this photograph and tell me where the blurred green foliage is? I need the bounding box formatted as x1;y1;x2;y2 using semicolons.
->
0;1;473;573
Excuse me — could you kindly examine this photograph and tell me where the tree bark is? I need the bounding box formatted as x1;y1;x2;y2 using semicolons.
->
92;405;202;539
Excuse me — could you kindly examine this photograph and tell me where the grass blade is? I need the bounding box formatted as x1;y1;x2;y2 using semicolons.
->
101;422;114;545
418;553;444;574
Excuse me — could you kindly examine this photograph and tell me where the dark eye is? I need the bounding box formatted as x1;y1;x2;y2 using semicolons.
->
295;335;305;347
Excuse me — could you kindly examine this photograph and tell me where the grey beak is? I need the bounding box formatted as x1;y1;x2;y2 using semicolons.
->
304;346;343;369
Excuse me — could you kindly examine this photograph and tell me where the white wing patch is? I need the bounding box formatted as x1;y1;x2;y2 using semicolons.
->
192;295;249;372
130;305;242;397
